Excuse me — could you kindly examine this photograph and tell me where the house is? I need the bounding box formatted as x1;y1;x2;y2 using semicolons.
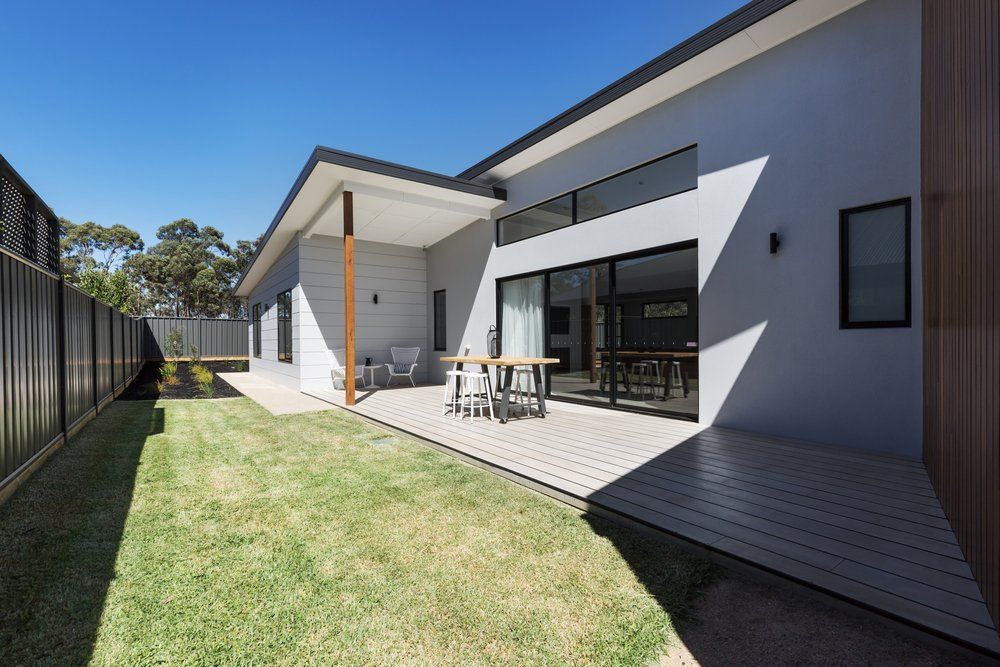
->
234;0;999;653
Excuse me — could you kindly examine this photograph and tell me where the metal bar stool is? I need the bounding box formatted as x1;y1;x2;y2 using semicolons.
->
512;367;539;416
630;361;655;399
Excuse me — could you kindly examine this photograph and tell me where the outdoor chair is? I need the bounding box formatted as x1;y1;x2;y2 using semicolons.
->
385;347;420;387
327;348;365;390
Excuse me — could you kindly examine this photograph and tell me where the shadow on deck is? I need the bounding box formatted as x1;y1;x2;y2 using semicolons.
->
306;383;1000;659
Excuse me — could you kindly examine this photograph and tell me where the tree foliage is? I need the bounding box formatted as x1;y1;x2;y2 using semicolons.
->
61;218;144;275
75;267;140;314
61;216;259;318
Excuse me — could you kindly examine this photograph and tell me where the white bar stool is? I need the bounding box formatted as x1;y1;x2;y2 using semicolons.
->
442;345;471;417
459;371;494;423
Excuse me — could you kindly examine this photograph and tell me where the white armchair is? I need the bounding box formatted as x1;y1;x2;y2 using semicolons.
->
385;347;420;387
327;348;365;390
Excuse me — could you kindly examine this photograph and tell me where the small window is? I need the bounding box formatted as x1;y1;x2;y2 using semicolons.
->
840;198;911;328
497;195;572;246
496;146;697;246
277;289;293;362
643;301;688;319
252;303;262;358
576;147;698;223
433;289;447;351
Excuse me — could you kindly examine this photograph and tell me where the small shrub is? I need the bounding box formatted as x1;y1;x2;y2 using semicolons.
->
159;361;178;380
233;360;247;372
190;344;201;364
164;329;184;361
190;364;212;384
190;364;215;397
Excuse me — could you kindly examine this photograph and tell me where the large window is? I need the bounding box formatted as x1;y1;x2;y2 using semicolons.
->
277;289;292;362
840;198;911;328
252;303;262;358
497;146;697;246
498;243;698;419
433;289;447;351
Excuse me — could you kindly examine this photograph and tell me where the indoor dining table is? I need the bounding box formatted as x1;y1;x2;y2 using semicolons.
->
439;355;560;423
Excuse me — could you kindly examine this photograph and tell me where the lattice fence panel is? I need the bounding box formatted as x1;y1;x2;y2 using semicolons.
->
0;167;59;273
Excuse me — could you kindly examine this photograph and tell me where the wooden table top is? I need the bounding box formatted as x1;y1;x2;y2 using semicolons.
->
439;355;560;366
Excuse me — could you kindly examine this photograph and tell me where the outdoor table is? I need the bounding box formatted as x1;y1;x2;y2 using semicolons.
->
439;355;560;423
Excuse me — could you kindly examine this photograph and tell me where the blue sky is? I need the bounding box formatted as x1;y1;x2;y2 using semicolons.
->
1;0;744;247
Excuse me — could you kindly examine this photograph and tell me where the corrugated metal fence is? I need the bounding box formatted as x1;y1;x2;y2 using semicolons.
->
142;317;248;360
0;250;249;503
0;247;145;503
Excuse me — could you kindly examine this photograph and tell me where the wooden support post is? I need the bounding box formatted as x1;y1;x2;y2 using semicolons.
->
343;190;356;406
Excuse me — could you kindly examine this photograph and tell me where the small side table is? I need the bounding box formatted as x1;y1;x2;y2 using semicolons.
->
363;365;381;389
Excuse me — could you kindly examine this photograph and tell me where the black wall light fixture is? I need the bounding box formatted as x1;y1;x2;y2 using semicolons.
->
372;292;378;304
769;232;781;254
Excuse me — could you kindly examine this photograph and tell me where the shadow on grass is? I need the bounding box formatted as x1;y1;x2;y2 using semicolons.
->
0;401;160;664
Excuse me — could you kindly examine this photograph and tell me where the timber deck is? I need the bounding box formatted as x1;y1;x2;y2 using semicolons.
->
306;383;1000;656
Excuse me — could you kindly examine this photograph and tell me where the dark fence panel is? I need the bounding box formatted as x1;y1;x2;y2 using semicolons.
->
113;311;125;390
64;284;96;428
95;302;114;402
0;252;62;481
142;317;248;360
0;247;147;502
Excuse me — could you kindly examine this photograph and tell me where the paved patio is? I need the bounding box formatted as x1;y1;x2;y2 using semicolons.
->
218;373;334;415
305;383;1000;656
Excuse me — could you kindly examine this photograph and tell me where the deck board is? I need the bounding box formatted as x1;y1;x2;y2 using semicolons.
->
305;384;1000;656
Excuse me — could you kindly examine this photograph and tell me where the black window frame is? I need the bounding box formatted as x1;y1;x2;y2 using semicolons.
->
496;145;697;247
642;300;689;319
276;288;293;363
433;289;447;351
252;302;262;358
494;239;698;421
839;197;912;329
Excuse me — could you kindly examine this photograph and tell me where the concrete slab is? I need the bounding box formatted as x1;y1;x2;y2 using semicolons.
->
218;373;335;416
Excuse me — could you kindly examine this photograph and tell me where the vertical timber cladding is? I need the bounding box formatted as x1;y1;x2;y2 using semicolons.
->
922;0;1000;631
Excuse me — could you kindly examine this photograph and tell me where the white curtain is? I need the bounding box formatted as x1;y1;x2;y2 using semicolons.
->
501;275;545;388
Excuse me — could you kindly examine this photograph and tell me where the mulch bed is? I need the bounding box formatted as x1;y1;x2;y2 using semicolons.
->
121;361;247;400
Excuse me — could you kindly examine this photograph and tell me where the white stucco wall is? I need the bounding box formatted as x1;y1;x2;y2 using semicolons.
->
297;234;428;391
247;237;300;390
426;0;922;457
248;233;429;392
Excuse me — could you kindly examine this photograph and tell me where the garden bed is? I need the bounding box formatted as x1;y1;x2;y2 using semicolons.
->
121;361;247;400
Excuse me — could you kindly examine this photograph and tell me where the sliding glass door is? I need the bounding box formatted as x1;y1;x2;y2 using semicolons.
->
548;263;611;405
499;274;545;362
613;247;698;416
499;243;698;419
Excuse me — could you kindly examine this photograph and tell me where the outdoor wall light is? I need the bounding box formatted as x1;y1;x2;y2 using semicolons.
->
372;293;379;304
769;232;781;254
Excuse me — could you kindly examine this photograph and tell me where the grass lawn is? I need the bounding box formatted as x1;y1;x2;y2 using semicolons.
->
0;397;713;666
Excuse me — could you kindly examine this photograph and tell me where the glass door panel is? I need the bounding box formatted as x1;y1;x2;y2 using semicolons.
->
613;247;698;416
500;275;546;389
548;264;611;405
